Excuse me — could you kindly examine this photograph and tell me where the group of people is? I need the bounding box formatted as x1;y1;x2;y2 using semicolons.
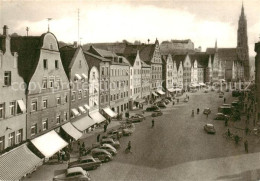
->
57;148;70;163
191;108;200;116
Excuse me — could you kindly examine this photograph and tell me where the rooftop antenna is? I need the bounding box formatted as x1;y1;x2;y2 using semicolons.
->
78;8;80;47
26;27;29;36
47;18;52;32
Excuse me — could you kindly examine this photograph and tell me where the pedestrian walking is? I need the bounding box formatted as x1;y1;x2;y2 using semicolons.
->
97;134;100;142
81;142;85;149
61;150;65;163
225;119;228;126
152;119;155;128
188;96;189;100
244;140;248;153
197;108;200;114
228;128;231;137
104;123;107;132
245;127;249;135
192;110;194;117
77;140;81;149
224;97;226;103
57;151;60;163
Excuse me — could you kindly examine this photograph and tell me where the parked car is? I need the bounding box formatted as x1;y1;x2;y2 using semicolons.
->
99;144;117;156
91;148;113;162
53;167;91;181
156;102;167;108
184;98;189;102
162;99;170;104
151;110;163;117
204;89;208;93
204;124;216;134
119;123;135;136
214;113;229;120
203;108;211;115
106;129;123;139
127;115;145;123
101;138;120;149
165;97;174;101
146;105;160;112
68;156;102;171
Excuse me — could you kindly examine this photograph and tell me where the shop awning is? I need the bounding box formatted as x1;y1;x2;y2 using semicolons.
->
90;111;106;124
71;108;80;116
82;73;88;79
79;106;86;113
103;107;117;118
72;116;96;131
152;92;158;96
157;90;165;95
167;88;175;92
134;98;146;104
84;104;90;110
31;130;68;158
0;144;42;181
61;122;82;140
75;74;82;80
199;83;206;86
17;100;26;113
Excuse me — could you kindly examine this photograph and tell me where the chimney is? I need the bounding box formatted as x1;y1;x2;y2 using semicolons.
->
73;41;78;48
3;25;8;36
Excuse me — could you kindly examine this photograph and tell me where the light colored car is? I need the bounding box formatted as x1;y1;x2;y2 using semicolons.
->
53;167;90;181
99;144;117;156
119;123;135;136
214;113;229;120
101;138;120;149
203;108;211;115
151;110;163;117
106;129;123;139
68;156;102;171
204;124;216;134
91;148;113;162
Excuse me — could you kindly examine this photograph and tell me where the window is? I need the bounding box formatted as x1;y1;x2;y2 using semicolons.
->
117;81;119;88
79;60;82;68
117;94;119;99
121;93;123;98
64;112;68;121
31;100;37;112
16;129;23;144
106;67;109;75
43;59;48;69
106;95;108;102
4;71;11;86
56;114;61;124
78;90;82;99
111;95;113;101
42;119;48;131
8;132;15;147
0;103;5;119
92;72;96;79
9;101;15;116
101;67;105;75
31;124;37;136
55;60;59;69
42;99;47;109
57;96;61;105
42;77;47;89
49;78;54;88
121;105;123;112
114;95;116;100
65;94;68;103
101;95;104;103
0;136;4;152
71;92;76;101
83;90;87;98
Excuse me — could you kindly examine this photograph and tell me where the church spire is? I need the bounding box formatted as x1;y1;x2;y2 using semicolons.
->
215;39;218;53
241;1;245;17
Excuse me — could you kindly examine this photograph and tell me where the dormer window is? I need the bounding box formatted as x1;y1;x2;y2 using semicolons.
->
55;60;59;69
43;59;48;69
50;43;53;50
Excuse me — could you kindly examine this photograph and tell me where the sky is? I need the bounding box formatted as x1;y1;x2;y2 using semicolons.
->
0;0;260;56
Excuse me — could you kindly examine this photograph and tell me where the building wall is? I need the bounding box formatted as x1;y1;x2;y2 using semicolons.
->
177;62;183;87
99;61;110;110
110;62;129;115
198;68;204;83
26;33;70;139
68;48;89;125
192;60;198;83
172;61;178;86
0;34;26;151
151;42;163;91
183;55;191;88
141;66;151;98
132;55;142;100
165;55;173;95
89;66;99;113
254;42;260;118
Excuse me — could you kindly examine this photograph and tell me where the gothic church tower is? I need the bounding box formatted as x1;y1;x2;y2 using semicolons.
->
237;3;250;80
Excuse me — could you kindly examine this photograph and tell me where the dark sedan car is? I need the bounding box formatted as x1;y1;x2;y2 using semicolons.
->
68;156;102;170
151;110;163;117
146;106;160;112
214;113;229;120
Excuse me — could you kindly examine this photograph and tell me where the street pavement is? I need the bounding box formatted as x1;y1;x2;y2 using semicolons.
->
23;90;260;181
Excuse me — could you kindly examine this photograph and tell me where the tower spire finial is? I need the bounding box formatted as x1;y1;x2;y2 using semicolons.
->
241;1;245;16
215;39;218;52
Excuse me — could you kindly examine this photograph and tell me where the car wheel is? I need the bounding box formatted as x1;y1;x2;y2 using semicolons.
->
105;157;110;162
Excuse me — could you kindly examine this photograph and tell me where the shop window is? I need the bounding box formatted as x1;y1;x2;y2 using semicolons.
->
16;129;23;144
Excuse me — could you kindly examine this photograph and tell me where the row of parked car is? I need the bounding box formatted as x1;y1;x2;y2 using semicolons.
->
53;122;137;180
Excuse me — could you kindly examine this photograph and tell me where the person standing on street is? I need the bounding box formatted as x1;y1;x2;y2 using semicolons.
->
152;119;155;128
104;123;107;133
224;97;226;103
61;150;65;163
197;108;200;114
244;140;248;153
97;134;101;142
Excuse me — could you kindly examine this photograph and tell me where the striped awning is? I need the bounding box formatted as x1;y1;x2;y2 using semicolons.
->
61;122;82;140
152;92;158;96
72;116;96;131
0;144;42;181
90;111;106;124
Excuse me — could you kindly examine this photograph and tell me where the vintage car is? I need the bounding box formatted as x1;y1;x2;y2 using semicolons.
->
203;108;211;115
156;102;167;108
106;129;123;139
119;123;135;136
53;167;91;181
101;138;120;149
91;148;113;162
204;124;216;134
146;105;160;112
68;156;102;171
214;113;229;120
126;115;145;123
151;110;163;117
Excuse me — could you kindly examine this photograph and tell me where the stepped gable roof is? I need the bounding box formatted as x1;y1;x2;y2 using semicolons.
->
189;53;209;68
172;54;186;69
10;34;48;84
160;48;195;56
206;48;238;61
89;45;117;58
124;44;156;64
59;45;78;77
